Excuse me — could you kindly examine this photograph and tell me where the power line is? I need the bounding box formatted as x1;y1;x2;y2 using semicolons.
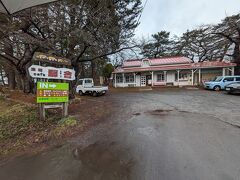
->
131;0;148;38
136;0;149;27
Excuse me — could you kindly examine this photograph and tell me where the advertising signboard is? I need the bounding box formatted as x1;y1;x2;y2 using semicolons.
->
37;82;69;103
33;52;71;66
28;65;75;80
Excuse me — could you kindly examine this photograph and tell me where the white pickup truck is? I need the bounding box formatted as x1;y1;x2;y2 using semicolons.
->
76;78;108;96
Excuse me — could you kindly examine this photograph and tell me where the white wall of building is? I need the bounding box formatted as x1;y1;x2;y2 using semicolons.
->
166;72;175;83
115;83;127;88
136;75;141;87
114;68;221;88
173;81;190;86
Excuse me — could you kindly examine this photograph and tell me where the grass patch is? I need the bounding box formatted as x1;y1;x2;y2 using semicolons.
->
50;116;77;138
0;93;111;158
0;95;5;101
0;104;37;140
0;100;80;157
58;116;77;127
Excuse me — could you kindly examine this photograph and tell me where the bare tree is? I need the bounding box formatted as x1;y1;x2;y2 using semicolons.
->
214;14;240;72
0;0;142;92
173;25;230;62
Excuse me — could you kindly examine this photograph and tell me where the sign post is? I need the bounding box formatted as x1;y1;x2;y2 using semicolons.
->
29;52;75;121
37;82;69;120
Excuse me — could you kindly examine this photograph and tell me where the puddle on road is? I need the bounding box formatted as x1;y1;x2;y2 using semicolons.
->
133;113;141;116
0;142;134;180
147;109;173;116
73;142;134;180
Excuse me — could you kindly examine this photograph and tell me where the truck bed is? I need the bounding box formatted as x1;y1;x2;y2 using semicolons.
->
83;86;108;91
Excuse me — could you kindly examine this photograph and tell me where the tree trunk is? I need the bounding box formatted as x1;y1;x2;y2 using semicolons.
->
1;63;16;89
80;62;85;78
22;74;32;93
233;44;240;75
15;72;23;90
20;44;34;94
0;67;6;86
7;68;16;90
3;41;16;89
91;60;96;80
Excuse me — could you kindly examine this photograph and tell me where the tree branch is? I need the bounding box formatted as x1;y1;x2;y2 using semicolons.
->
215;32;237;44
30;20;46;39
76;44;91;62
0;54;17;67
21;47;39;68
78;45;137;62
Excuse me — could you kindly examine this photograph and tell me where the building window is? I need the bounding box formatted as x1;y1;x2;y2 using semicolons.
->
116;75;123;83
175;73;188;81
157;73;165;82
125;74;134;83
179;73;188;81
142;60;149;67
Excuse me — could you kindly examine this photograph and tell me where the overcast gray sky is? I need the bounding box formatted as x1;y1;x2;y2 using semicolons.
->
135;0;240;38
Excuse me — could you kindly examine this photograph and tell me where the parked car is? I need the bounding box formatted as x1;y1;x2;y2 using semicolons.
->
76;78;108;96
204;76;240;91
225;82;240;94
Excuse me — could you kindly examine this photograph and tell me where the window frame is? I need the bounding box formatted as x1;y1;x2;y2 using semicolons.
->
125;74;134;83
235;77;240;81
116;75;123;83
157;73;165;82
85;79;92;84
223;77;234;82
179;73;188;81
142;60;150;67
175;72;189;81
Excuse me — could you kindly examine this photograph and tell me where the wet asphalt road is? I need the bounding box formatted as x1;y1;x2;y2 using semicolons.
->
1;89;240;180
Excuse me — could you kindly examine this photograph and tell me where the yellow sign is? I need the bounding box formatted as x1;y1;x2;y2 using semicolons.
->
33;52;71;66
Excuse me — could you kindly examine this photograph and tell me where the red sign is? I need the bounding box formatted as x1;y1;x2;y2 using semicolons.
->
64;71;72;79
48;69;58;77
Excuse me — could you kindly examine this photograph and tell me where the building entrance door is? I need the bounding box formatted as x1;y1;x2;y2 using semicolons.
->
140;76;146;86
146;75;152;86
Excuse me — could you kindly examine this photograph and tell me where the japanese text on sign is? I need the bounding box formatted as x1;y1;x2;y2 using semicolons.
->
37;82;69;103
33;52;71;66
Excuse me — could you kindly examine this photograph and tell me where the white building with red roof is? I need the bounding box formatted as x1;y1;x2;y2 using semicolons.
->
113;56;236;87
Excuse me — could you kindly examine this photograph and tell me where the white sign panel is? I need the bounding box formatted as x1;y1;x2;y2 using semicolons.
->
28;65;75;81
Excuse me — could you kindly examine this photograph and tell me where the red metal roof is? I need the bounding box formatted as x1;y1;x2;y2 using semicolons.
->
122;56;192;68
113;59;236;73
192;61;236;68
149;56;192;65
123;60;142;67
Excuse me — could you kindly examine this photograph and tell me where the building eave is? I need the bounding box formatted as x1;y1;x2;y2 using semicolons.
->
113;63;237;74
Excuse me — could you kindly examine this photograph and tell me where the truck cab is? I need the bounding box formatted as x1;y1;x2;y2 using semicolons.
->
76;78;108;96
79;78;94;88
